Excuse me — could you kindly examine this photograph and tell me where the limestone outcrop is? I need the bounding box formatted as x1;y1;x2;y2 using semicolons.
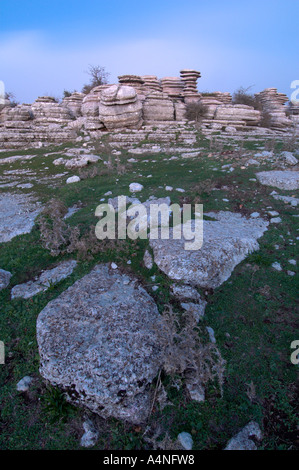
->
143;91;175;122
255;88;292;129
98;85;143;130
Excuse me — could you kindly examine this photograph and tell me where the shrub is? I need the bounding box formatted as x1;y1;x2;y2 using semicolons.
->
232;86;260;110
185;101;208;122
81;64;110;94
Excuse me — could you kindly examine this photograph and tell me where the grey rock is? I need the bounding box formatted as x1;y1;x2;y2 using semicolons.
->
0;268;12;290
143;250;154;269
224;421;262;450
177;432;193;450
36;264;164;424
11;260;77;299
256;171;299;190
16;376;33;392
80;420;99;448
206;326;216;343
0;193;42;243
181;301;206;322
149;212;268;289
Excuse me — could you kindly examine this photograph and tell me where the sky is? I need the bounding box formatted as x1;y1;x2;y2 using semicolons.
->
0;0;298;103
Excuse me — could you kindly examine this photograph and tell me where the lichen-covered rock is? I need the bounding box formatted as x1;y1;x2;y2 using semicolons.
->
256;170;299;190
224;421;262;450
36;264;164;423
0;268;12;290
149;211;268;289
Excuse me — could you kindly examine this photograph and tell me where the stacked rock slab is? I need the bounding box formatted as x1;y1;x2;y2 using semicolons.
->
118;75;145;100
143;91;175;122
214;104;261;126
255;88;291;129
212;92;232;104
98;85;143;130
180;69;201;102
0;100;77;149
32;97;74;124
161;77;184;100
141;76;162;94
62;92;85;118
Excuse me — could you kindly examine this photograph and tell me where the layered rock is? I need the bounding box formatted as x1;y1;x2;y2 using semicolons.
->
180;69;201;102
161;77;184;100
31;97;74;124
118;75;145;99
36;263;164;424
62;92;85;118
98;85;143;130
255;88;291;129
214;104;261;126
141;75;162;93
143;91;175;122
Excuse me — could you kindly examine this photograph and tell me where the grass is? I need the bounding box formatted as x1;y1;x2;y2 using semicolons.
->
0;129;298;450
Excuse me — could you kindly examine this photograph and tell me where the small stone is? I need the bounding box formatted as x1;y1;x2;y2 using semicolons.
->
288;259;296;266
272;262;282;271
111;262;118;270
176;188;185;193
206;326;216;343
80;420;99;448
268;211;279;216
16;376;33;392
177;432;193;450
165;186;173;191
270;217;282;224
152;286;159;292
287;271;296;276
250;212;260;218
0;269;12;290
66;175;80;184
129;182;144;192
143;250;154;270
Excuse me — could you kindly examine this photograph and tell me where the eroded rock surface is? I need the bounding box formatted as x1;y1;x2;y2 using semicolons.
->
37;264;164;423
149;212;268;288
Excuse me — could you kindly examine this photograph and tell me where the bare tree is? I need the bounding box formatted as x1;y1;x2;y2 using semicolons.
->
81;65;110;94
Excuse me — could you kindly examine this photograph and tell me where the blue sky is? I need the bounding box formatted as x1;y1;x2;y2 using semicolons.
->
0;0;298;103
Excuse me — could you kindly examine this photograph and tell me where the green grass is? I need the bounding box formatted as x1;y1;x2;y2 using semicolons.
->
0;131;298;449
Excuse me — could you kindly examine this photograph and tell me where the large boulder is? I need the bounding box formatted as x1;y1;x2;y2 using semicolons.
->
256;170;299;190
149;211;268;289
98;85;143;130
36;264;164;424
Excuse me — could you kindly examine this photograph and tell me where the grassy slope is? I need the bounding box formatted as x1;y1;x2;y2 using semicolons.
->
0;131;298;450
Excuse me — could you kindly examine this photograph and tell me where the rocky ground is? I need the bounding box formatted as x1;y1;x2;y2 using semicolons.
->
0;124;298;450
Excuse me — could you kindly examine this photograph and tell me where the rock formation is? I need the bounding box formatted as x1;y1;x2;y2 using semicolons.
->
98;85;143;130
180;69;201;102
255;88;291;129
143;91;175;122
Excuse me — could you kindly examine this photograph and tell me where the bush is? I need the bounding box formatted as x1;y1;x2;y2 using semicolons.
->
185;101;208;122
232;86;260;110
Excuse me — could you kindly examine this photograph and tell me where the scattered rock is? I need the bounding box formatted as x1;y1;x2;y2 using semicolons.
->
80;420;99;448
16;376;33;392
149;211;268;289
272;262;282;271
11;260;77;299
129;182;144;192
224;421;262;450
0;269;12;290
177;432;193;450
256;171;299;190
206;326;216;343
143;250;154;269
66;175;81;184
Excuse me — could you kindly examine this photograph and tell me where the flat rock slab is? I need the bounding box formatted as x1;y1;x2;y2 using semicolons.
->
0;193;43;243
11;260;77;299
256;170;299;190
36;264;164;424
149;211;268;289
